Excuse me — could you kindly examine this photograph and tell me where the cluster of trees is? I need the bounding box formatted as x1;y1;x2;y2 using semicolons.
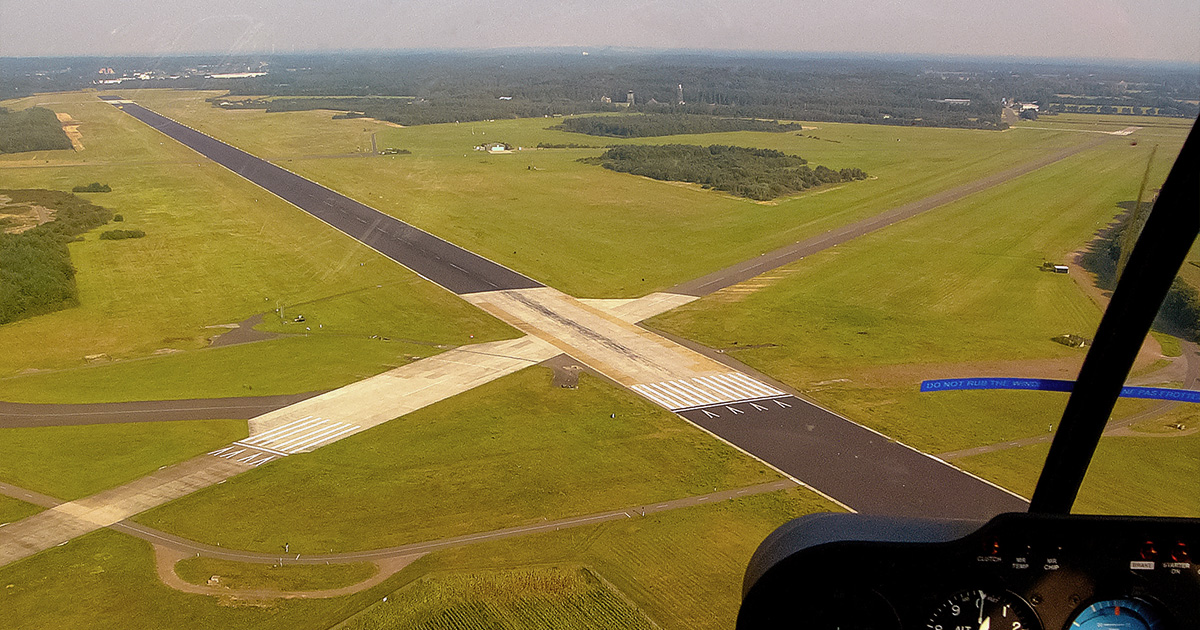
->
99;229;145;240
553;114;802;138
0;190;113;325
1081;206;1200;341
587;144;867;201
72;182;111;193
0;107;72;154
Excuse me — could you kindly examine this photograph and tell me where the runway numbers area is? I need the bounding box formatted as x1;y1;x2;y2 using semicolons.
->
208;416;362;466
631;373;788;412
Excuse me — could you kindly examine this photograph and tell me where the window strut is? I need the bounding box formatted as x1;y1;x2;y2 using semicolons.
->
1030;116;1200;514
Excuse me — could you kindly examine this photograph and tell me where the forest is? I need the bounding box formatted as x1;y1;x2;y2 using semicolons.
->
553;114;801;137
0;106;72;154
0;190;112;325
586;144;867;201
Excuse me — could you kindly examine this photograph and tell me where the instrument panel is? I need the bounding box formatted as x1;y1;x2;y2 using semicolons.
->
737;512;1198;629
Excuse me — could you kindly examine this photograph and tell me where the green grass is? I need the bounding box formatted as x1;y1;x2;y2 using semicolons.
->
0;335;437;403
0;91;516;388
648;134;1185;454
130;89;1095;297
0;487;834;630
175;557;377;592
959;432;1200;518
0;529;407;630
0;419;245;501
334;567;653;630
135;366;779;553
1150;331;1183;358
0;494;42;523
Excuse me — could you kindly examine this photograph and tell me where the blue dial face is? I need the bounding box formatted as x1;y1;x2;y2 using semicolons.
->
1069;599;1165;630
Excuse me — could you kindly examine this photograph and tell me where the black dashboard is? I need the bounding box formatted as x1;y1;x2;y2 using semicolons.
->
737;512;1199;629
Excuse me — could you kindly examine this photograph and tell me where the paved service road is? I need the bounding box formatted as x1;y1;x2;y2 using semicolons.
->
680;397;1028;519
97;97;541;295
669;136;1109;297
0;393;322;428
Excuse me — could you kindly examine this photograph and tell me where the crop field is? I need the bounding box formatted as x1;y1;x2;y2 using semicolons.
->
0;419;245;500
335;567;654;630
174;556;378;592
0;92;515;393
127;89;1095;297
648;131;1187;454
134;367;780;553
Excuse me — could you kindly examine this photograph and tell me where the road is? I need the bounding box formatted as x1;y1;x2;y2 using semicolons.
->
0;392;323;428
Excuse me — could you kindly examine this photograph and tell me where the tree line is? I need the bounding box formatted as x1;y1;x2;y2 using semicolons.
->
0;190;112;325
0;107;72;154
553;114;802;138
1080;204;1200;341
585;144;867;201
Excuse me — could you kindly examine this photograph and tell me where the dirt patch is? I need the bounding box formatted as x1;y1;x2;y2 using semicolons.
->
541;353;590;388
0;195;56;234
208;314;282;348
55;112;83;151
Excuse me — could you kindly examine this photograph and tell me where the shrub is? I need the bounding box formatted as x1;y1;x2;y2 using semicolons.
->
99;229;145;240
72;182;112;193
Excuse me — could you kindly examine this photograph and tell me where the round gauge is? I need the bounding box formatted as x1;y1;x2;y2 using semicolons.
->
1067;599;1165;630
926;589;1039;630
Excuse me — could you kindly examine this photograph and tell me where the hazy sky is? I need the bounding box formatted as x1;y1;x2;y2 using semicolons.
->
2;0;1197;62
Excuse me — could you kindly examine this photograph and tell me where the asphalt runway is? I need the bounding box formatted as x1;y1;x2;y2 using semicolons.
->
97;97;541;295
680;397;1028;519
0;393;320;428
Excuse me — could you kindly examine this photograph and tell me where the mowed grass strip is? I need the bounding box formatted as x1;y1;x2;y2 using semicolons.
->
0;529;405;630
0;419;245;501
0;494;42;523
175;557;377;592
334;567;654;630
648;135;1184;454
959;432;1200;518
0;91;516;384
134;367;780;553
0;335;437;404
133;90;1094;297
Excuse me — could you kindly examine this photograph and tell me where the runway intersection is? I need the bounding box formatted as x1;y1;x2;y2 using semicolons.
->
0;95;1046;569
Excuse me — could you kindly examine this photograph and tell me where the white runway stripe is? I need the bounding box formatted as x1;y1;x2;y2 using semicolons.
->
242;417;363;454
631;373;788;411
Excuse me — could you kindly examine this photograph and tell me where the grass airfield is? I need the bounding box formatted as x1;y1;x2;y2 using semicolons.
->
131;89;1093;297
0;90;515;391
1;88;1196;627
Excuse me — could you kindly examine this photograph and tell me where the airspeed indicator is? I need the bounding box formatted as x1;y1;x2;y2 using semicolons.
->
926;589;1039;630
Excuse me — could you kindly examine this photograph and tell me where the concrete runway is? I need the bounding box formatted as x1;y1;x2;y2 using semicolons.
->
97;97;541;296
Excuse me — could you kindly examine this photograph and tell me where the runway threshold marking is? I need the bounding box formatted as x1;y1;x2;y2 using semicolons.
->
631;373;787;411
